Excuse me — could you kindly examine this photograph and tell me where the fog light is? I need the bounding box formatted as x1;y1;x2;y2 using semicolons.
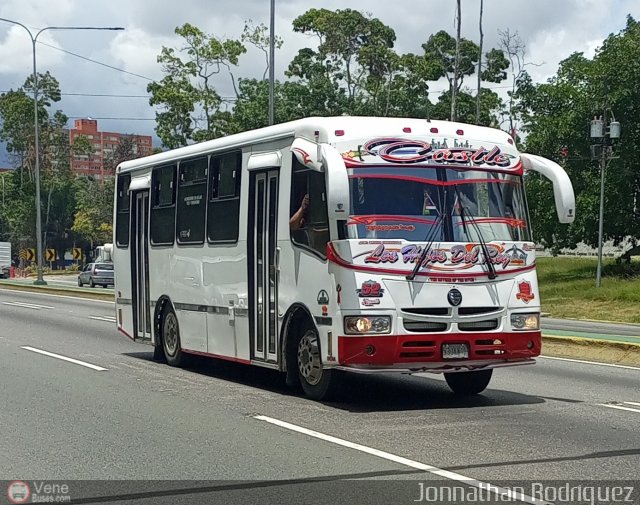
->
365;345;376;356
527;340;534;349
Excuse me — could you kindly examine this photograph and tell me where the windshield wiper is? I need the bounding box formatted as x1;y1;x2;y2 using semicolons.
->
454;187;497;280
406;212;443;281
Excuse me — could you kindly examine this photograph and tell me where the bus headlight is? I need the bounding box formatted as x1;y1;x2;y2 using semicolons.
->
344;316;391;334
510;313;540;331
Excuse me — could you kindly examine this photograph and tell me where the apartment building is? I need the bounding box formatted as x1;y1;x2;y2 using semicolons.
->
69;119;153;178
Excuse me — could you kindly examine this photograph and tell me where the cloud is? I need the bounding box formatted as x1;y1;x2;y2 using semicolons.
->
0;0;639;151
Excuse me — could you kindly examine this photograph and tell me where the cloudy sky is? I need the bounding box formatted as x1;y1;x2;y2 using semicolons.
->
1;0;639;159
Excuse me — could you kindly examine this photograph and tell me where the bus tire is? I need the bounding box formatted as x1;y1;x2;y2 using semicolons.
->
153;343;164;362
161;305;184;367
444;369;493;395
296;326;338;401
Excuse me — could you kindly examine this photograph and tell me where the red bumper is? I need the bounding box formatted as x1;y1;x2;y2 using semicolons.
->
338;331;541;366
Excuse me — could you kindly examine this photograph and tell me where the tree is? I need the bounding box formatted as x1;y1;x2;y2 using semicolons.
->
288;8;400;116
0;73;76;258
148;23;247;148
71;176;114;247
517;16;640;250
498;28;540;137
419;30;509;123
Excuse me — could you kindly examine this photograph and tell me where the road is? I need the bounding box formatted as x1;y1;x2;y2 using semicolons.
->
541;317;640;338
0;288;639;504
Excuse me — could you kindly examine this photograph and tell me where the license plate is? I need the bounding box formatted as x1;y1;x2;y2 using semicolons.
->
442;343;469;359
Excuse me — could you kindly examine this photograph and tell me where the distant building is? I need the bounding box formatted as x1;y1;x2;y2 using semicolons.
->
69;119;153;178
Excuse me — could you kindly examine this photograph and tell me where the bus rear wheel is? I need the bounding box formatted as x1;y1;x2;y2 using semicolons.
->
297;327;338;401
444;369;493;395
162;306;184;367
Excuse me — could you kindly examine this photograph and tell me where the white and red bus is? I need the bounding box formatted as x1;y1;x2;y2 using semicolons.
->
112;117;574;400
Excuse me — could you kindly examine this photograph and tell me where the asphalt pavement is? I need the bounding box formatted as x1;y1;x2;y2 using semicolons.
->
542;317;640;344
0;288;639;504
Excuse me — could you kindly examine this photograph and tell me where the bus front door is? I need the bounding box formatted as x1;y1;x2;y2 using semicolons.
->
250;170;279;363
131;190;151;341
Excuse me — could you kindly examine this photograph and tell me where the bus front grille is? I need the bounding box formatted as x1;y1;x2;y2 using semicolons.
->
458;319;500;331
403;320;448;332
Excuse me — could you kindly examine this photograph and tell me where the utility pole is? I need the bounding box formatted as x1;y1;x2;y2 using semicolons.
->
590;107;621;287
0;18;123;285
268;0;275;126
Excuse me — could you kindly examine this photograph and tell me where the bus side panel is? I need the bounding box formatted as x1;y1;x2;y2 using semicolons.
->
203;250;246;359
149;246;208;353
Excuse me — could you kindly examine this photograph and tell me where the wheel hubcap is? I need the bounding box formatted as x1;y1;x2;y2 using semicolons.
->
298;331;322;385
163;313;178;356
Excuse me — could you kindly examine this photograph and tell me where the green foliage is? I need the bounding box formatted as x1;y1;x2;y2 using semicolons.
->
0;73;77;254
147;9;512;142
518;16;640;249
147;23;247;148
71;176;115;246
419;31;508;104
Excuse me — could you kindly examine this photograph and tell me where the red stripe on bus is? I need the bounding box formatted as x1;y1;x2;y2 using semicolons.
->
118;326;134;340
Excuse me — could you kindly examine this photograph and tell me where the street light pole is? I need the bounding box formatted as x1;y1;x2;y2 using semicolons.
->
595;109;607;289
0;18;123;285
268;0;275;126
590;107;621;288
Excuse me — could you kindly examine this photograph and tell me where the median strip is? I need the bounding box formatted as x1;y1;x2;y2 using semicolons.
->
21;346;108;371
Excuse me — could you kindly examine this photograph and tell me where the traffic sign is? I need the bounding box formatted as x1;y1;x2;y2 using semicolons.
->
45;249;56;262
72;248;82;260
19;249;35;261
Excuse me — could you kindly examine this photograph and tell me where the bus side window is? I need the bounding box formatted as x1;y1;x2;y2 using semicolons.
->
115;173;131;247
207;151;242;243
290;156;329;257
150;164;177;246
176;156;207;245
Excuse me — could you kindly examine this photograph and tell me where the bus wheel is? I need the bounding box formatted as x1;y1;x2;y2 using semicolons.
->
444;369;493;395
162;306;183;367
297;327;336;401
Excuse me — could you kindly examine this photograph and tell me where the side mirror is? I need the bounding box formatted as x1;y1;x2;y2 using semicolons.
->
321;144;350;238
291;138;324;172
520;153;576;224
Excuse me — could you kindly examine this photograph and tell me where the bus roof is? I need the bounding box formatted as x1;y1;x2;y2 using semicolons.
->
117;116;517;174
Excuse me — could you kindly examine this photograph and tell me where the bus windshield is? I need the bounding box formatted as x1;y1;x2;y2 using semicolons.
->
347;166;531;242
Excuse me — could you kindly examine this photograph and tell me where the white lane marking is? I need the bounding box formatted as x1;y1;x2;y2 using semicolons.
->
254;415;548;505
2;301;54;310
600;404;640;414
21;346;108;371
0;287;113;304
89;315;117;323
624;401;640;407
540;355;640;371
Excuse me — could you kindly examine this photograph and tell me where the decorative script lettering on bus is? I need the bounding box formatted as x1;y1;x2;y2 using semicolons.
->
358;138;513;167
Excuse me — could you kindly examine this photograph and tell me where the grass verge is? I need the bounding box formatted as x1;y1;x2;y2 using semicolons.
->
537;256;640;323
542;336;640;367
